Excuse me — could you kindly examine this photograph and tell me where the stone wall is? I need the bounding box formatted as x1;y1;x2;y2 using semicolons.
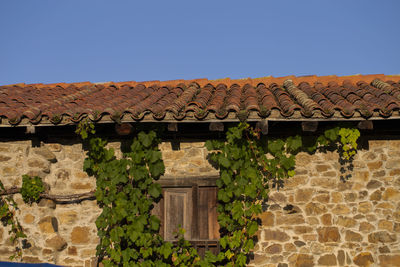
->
0;138;399;266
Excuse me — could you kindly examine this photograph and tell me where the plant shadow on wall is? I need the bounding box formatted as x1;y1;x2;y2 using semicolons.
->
74;121;360;267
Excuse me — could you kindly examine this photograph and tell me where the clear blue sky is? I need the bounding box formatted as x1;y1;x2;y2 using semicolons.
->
1;0;399;85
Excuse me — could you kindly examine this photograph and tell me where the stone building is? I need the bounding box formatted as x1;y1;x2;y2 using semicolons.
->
0;74;400;266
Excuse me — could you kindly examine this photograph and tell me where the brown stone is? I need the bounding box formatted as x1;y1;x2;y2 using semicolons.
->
0;155;11;162
344;192;357;202
71;226;91;244
27;158;50;173
332;204;351;215
23;214;35;224
337;250;345;266
338;180;353;191
285;175;308;189
0;228;3;242
359;222;375;232
390;169;400;176
305;202;327;215
368;231;397;243
378;220;393;231
45;235;67;251
289;254;314;267
47;143;62;152
336;216;357;228
38;199;56;209
362;151;376;161
0;144;11;152
294;240;306;247
74;171;89;179
382;187;400;201
80;248;97;257
42;248;53;254
34;147;57;163
58;210;78;225
3;166;17;176
316;164;330;172
284;243;297;252
265;244;282;254
376;202;395;209
354;171;369;183
68;246;77;256
317;227;340;243
386;160;400;169
295;188;314;202
307;217;320;225
251;254;269;265
264;229;290;242
302;234;317;241
311;178;337;189
379;246;390;253
320;214;332;226
330;192;343;203
294;226;313;234
378;255;400;266
269;192;287;203
345;230;363;242
366;179;382;189
369;190;382;201
318;254;337;266
313;193;330;203
367;161;382;170
22;256;42;263
276;214;305;225
372;170;385;178
353;252;374;267
321;171;337;178
56;169;70;180
358;202;372;214
394;223;400;233
71;182;93;190
39;216;58;234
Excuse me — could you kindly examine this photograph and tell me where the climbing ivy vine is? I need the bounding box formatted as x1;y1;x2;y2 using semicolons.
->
76;120;360;267
0;181;27;260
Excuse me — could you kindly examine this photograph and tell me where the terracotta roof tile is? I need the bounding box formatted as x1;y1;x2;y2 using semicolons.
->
1;74;400;125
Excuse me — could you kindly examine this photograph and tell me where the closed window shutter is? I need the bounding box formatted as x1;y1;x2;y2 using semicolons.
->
154;184;220;256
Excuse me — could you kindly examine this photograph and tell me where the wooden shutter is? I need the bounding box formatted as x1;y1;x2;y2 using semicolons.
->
153;183;220;256
198;187;219;240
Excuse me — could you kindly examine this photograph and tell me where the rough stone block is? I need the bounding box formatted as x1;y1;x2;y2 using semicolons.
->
378;255;400;266
265;244;282;254
332;204;351;215
358;202;372;214
259;211;274;227
71;226;91;244
359;222;375;232
295;188;314;202
320;214;332;226
368;231;397;243
305;202;327;216
39;216;58;234
345;230;363;242
353;252;374;267
288;254;314;267
34;147;57;163
58;210;78;225
382;187;400;201
318;254;337;266
263;229;290;242
27;158;50;173
317;227;340;243
45;235;67;251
